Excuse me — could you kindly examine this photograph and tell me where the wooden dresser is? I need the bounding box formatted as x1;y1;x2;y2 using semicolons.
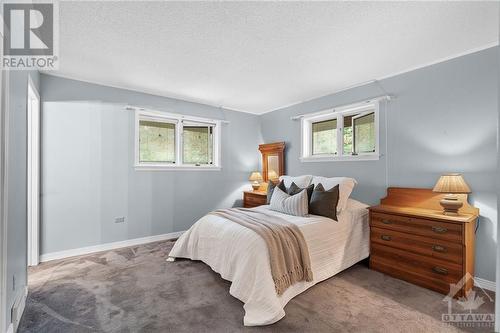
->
243;191;267;208
368;187;479;297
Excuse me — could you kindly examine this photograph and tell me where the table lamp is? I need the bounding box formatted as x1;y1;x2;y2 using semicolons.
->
267;170;279;182
249;172;263;190
432;173;471;216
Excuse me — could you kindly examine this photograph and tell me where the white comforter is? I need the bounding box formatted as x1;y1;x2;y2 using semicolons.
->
168;199;370;326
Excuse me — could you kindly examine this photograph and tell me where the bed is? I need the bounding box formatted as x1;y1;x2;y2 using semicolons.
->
168;197;370;326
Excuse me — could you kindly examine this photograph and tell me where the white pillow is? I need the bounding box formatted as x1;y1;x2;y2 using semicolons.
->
310;176;357;212
269;187;308;217
279;175;313;189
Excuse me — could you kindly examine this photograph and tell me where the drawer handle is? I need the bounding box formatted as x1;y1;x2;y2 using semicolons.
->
380;235;392;241
431;226;448;234
432;245;447;253
432;266;448;275
381;219;392;225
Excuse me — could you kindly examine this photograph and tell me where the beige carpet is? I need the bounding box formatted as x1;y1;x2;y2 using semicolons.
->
19;240;495;332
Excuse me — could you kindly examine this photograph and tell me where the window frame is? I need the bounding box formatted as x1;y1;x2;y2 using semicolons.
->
300;101;379;162
138;116;178;164
310;115;339;157
352;111;376;155
180;121;215;167
135;109;221;171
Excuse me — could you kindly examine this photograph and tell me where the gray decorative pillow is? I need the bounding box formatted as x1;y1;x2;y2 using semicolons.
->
266;180;286;204
309;183;340;221
269;187;308;217
287;182;314;205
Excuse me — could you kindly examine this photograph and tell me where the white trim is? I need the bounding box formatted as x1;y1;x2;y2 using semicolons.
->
135;165;221;171
291;95;390;120
26;77;40;267
300;154;380;162
39;231;185;263
5;324;12;333
45;43;499;116
259;42;499;114
0;68;9;333
42;72;255;115
10;287;27;333
42;43;498;116
376;42;499;82
474;277;496;292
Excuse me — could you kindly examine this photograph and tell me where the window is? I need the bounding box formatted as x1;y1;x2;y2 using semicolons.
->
139;120;176;163
135;110;221;170
301;101;379;161
312;119;337;155
182;123;214;165
353;112;376;154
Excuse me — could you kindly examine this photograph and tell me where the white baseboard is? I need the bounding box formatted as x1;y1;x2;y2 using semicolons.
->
474;277;496;292
40;231;185;263
6;323;13;333
10;286;27;333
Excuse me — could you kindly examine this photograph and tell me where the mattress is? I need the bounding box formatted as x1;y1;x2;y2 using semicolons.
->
168;198;370;326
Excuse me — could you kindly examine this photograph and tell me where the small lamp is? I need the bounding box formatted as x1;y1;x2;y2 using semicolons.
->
432;173;471;216
249;172;263;190
267;170;279;182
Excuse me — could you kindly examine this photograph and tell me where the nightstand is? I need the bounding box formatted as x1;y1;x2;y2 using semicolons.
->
368;187;479;297
243;191;267;208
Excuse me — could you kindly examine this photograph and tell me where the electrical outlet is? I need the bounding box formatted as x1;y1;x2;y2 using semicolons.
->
114;217;126;223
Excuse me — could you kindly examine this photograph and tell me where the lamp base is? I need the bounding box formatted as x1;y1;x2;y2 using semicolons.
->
439;194;463;216
251;182;261;191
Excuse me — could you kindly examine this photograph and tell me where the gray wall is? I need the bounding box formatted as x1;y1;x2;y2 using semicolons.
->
40;74;261;254
5;70;40;330
260;47;499;282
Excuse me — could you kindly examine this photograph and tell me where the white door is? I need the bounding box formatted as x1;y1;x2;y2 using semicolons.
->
27;77;40;267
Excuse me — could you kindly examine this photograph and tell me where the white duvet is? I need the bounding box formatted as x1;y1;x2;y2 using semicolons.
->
168;198;370;326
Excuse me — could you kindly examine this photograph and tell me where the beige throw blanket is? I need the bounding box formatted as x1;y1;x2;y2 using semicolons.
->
209;208;313;295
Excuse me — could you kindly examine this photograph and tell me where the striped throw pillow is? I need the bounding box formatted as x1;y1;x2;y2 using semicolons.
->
269;186;308;217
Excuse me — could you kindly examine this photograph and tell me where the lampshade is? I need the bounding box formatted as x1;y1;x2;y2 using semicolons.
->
433;173;471;194
249;172;263;181
267;170;279;180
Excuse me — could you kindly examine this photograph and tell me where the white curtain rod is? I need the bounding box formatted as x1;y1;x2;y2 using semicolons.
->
125;105;230;124
290;94;394;120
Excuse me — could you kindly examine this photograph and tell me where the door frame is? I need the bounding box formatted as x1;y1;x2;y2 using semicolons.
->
27;76;40;267
0;48;10;332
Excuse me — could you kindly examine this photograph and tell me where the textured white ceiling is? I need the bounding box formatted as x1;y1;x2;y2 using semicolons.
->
54;1;498;114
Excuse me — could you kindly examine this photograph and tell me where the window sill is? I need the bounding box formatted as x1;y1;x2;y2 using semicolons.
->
135;164;221;171
300;154;380;162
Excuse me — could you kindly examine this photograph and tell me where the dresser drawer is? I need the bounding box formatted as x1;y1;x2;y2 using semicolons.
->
371;243;463;284
371;227;463;264
245;194;266;204
243;192;267;208
244;202;261;208
371;212;462;243
370;256;457;295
